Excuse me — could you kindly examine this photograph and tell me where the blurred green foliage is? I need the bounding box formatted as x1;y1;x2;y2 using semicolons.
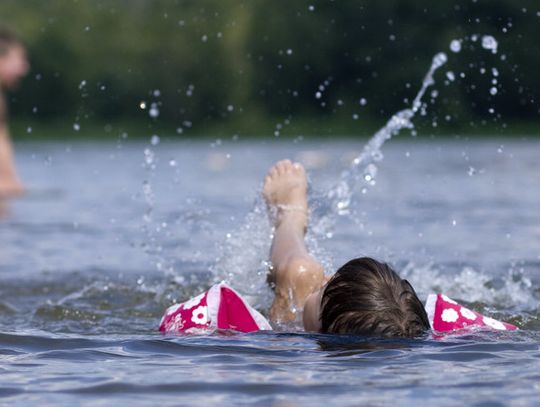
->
1;0;539;137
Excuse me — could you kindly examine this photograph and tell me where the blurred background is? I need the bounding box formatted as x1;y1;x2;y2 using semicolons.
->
1;0;539;140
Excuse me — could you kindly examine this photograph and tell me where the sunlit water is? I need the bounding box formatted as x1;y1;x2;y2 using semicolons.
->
0;138;539;405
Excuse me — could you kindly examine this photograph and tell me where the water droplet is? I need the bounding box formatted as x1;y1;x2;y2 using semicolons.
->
144;148;155;166
139;101;147;109
449;39;461;53
79;80;87;89
432;52;448;68
153;89;161;97
315;91;322;99
371;150;383;162
26;127;32;133
452;219;457;226
488;108;495;114
446;71;455;81
149;103;159;118
227;105;234;112
359;98;367;106
490;87;498;95
352;113;359;120
150;135;160;145
308;5;315;11
286;49;293;55
176;127;183;134
481;35;498;54
169;159;177;167
491;67;499;77
497;145;504;153
363;163;378;185
201;35;208;42
73;123;80;131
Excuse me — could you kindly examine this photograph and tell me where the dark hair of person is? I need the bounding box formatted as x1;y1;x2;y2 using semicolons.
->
0;27;22;56
320;257;430;337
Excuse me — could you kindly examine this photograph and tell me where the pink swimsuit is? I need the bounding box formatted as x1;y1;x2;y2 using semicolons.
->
159;284;517;334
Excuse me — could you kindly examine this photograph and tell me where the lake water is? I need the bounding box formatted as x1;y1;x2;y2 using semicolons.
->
1;138;539;405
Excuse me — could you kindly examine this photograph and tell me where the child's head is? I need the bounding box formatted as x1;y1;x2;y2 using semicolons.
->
319;257;429;337
0;27;29;90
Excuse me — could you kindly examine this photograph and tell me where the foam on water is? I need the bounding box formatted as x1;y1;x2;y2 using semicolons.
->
400;262;536;309
210;199;274;309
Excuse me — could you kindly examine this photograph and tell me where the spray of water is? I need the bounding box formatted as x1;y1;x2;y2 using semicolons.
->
192;36;535;316
210;52;449;308
312;52;448;238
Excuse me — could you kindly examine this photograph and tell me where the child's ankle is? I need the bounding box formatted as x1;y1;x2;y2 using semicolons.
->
275;207;308;233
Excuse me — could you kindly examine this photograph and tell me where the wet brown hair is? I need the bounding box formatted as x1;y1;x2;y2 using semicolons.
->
0;27;22;56
320;257;430;337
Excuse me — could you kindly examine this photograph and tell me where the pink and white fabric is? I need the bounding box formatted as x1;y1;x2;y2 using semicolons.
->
160;287;517;335
425;293;517;332
159;283;272;334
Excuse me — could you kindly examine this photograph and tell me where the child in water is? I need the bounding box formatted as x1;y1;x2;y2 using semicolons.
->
262;160;429;336
160;160;517;336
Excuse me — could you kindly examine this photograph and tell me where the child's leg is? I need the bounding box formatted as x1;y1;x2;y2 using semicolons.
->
263;160;325;322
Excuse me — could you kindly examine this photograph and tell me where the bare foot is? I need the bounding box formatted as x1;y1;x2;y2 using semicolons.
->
263;159;308;230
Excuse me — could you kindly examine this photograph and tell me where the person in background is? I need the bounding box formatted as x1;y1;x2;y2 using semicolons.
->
0;27;29;197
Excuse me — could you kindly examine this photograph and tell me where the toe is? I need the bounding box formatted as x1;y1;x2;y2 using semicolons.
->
264;175;272;185
269;166;279;178
278;159;292;173
293;162;305;173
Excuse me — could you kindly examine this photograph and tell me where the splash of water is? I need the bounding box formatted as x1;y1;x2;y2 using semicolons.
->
210;199;275;309
312;52;448;237
206;36;524;313
400;262;535;310
210;52;449;307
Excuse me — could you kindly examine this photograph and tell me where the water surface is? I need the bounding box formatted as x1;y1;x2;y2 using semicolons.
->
1;139;539;405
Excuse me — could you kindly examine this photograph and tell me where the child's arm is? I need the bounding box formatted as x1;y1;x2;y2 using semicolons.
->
263;160;325;322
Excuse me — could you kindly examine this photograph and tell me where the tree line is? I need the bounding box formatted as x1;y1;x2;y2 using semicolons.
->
2;0;539;136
